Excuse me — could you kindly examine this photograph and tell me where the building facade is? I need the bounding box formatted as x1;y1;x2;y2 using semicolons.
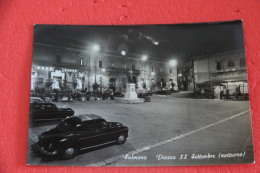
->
31;43;178;92
177;62;194;92
193;49;248;98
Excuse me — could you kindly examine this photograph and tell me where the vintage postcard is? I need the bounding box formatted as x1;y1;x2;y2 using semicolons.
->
27;20;254;166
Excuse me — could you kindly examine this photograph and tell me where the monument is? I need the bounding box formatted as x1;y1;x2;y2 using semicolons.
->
117;69;145;104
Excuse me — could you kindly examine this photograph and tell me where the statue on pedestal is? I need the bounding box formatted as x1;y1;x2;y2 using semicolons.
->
127;69;134;83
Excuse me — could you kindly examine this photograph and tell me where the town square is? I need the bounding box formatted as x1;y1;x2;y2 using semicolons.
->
27;20;254;166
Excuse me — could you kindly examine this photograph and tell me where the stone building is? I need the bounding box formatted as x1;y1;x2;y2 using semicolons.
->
177;62;194;92
193;49;248;98
31;43;178;92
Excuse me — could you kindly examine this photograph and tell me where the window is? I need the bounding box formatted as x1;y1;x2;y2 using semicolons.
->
240;58;246;67
142;65;144;71
160;68;163;72
132;64;135;70
227;60;235;67
152;66;154;72
99;60;102;68
56;55;61;63
216;61;223;70
111;62;114;67
123;63;126;69
170;68;172;73
80;58;84;66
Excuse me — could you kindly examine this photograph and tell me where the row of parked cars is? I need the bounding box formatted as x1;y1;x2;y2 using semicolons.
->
30;100;129;159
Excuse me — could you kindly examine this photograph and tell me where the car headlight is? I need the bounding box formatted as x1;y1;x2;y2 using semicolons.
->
48;143;53;149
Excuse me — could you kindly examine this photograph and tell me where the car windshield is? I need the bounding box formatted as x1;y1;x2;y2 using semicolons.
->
56;119;78;131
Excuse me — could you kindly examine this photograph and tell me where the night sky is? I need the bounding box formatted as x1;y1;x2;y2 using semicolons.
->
34;20;245;63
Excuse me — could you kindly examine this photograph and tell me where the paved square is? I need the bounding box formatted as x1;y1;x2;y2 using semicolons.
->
27;95;253;166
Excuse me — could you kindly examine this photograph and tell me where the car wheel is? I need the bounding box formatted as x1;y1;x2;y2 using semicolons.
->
62;147;78;159
117;133;126;144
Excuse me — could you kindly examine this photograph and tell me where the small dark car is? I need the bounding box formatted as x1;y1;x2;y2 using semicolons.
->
32;114;128;159
155;90;171;95
114;92;125;97
137;93;151;102
30;102;75;122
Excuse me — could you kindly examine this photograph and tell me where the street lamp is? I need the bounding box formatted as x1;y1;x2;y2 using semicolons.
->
92;44;100;52
142;55;148;61
121;50;126;56
169;59;177;67
88;43;100;90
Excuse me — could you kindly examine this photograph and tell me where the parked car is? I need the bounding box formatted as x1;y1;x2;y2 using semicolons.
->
155;90;171;95
138;93;151;102
32;114;129;159
114;92;125;97
30;102;75;122
30;97;44;103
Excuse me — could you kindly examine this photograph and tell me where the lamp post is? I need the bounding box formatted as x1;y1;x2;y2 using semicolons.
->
169;59;177;90
88;44;100;91
141;55;148;88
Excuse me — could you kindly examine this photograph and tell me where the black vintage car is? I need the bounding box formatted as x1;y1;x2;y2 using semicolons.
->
30;102;75;122
32;114;128;159
154;90;172;95
137;93;151;102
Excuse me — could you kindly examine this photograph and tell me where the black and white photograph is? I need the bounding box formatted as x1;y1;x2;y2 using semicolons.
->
27;20;254;166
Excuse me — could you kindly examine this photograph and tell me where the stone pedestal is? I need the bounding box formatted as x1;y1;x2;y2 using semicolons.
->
117;83;145;104
125;83;138;99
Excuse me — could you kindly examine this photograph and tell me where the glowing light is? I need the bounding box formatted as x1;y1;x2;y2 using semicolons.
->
41;66;44;70
153;41;159;45
102;68;106;72
142;55;148;61
37;66;40;69
121;50;126;56
178;74;182;77
92;44;100;52
169;59;177;66
151;72;155;76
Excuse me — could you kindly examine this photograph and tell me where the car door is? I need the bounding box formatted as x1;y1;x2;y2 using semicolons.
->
92;121;115;144
75;123;98;150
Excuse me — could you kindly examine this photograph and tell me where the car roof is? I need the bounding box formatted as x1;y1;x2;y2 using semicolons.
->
77;114;104;121
66;114;104;123
30;102;55;105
